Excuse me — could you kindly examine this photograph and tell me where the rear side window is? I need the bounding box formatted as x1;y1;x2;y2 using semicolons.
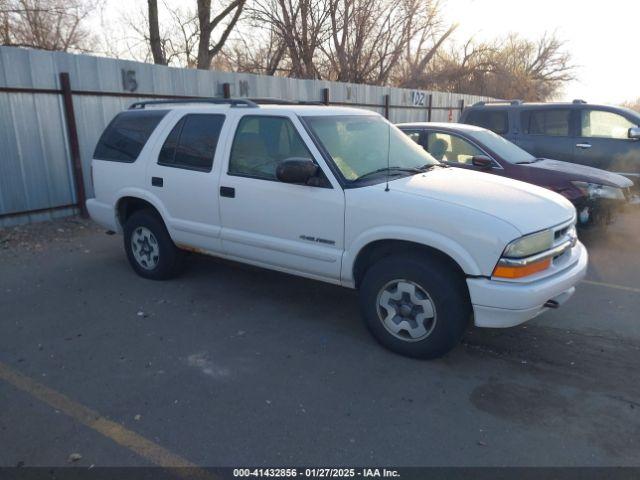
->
94;110;168;162
465;110;509;134
522;109;571;136
158;114;225;172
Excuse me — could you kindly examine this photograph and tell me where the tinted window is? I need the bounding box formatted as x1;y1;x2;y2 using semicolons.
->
580;110;637;139
229;116;313;180
94;110;168;162
158;114;225;172
426;132;484;165
465;110;509;134
522;109;571;136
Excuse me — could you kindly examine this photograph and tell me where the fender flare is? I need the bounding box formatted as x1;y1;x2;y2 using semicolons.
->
342;226;482;286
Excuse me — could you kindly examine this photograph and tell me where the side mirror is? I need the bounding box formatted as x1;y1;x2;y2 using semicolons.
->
628;127;640;140
471;155;493;169
276;158;318;184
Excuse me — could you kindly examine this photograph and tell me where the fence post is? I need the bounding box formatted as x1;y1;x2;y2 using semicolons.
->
427;94;433;122
384;94;390;119
322;87;330;105
59;72;88;218
459;98;465;119
222;82;231;99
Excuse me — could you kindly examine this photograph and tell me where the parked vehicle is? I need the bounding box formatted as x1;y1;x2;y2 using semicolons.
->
459;100;640;189
397;122;636;226
87;99;587;359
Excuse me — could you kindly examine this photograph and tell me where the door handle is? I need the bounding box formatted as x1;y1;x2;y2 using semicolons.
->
220;186;235;198
576;143;592;149
151;176;163;187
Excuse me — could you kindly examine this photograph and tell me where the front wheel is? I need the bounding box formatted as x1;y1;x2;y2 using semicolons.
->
359;253;471;359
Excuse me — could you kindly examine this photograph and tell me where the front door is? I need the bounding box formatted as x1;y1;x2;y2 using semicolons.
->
218;113;345;282
573;108;640;178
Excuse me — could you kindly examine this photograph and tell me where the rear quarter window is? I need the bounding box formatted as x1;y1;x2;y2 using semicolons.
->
464;109;509;134
94;110;168;162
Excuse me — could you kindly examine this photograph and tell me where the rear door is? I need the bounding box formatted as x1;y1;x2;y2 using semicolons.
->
463;109;512;140
146;111;227;253
217;112;345;282
517;108;575;162
572;107;640;177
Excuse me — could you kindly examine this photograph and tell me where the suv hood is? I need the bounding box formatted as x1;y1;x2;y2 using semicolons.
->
390;167;575;234
528;159;634;188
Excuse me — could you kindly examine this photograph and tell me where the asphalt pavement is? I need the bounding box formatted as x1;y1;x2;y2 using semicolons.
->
0;212;638;468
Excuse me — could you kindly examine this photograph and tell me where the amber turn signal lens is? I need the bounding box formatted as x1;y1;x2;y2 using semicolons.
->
493;258;551;279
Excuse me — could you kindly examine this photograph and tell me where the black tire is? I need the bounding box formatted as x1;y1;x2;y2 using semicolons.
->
123;209;183;280
359;253;471;359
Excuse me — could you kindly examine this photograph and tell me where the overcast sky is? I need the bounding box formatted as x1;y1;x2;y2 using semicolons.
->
101;0;639;104
442;0;639;104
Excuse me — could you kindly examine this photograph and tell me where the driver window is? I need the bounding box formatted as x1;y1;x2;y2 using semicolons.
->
229;116;313;180
580;110;636;139
426;132;484;165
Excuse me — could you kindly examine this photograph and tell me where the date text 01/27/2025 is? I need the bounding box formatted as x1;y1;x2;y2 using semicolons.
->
232;468;400;478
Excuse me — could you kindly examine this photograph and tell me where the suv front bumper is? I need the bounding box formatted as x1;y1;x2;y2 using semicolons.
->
467;241;588;328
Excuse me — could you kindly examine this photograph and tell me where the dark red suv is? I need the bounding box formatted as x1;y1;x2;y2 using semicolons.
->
397;122;637;226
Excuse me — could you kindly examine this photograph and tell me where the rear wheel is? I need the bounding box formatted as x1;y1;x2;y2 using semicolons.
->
359;253;471;359
123;210;183;280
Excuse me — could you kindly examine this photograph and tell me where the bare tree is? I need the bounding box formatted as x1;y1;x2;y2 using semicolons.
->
122;1;199;67
148;0;166;64
248;0;331;79
223;29;287;75
410;33;575;101
0;0;99;52
196;0;246;70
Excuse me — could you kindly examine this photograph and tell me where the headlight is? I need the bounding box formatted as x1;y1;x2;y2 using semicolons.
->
503;229;554;258
493;229;554;279
571;181;625;200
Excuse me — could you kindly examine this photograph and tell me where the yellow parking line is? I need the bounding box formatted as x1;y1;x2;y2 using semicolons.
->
583;279;640;294
0;362;214;480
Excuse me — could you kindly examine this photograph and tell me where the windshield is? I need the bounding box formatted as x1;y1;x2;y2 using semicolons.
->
303;115;439;182
467;129;537;164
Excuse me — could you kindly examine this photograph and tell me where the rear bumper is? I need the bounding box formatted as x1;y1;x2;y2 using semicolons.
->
467;241;588;328
86;199;119;232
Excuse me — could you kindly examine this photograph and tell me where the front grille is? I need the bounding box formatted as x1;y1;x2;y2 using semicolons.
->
554;226;570;242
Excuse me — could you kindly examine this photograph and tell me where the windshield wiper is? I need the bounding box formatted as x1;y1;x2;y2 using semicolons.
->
516;158;542;164
354;166;425;181
419;163;446;170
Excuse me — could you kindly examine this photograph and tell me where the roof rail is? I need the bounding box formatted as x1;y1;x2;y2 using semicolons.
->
472;99;523;107
128;98;258;110
572;99;587;104
250;97;325;106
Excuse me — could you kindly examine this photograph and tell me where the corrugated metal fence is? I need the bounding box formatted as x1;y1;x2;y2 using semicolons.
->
0;46;492;227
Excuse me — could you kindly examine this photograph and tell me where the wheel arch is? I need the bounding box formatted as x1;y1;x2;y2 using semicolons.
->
345;229;481;288
116;195;166;229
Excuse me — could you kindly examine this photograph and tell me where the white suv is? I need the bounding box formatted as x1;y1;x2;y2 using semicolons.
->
87;99;588;358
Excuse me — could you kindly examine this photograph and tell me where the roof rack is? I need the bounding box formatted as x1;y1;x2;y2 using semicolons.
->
472;99;523;107
249;97;325;106
572;99;587;104
128;98;258;110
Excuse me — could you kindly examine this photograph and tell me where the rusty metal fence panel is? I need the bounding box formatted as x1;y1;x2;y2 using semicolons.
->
0;46;493;227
